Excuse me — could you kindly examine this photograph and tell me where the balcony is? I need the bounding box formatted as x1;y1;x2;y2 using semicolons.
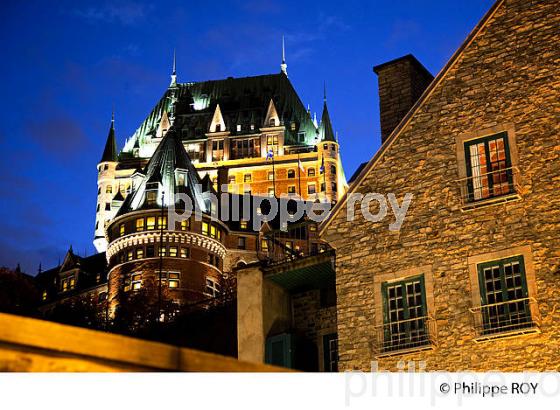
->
456;166;522;210
373;316;437;357
469;297;540;342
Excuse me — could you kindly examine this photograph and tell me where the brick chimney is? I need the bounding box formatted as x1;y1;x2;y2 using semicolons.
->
373;54;433;144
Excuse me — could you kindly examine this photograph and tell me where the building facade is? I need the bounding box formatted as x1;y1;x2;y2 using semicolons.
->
94;65;347;253
320;0;560;371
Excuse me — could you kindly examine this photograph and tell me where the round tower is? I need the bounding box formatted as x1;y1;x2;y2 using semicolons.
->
94;114;118;253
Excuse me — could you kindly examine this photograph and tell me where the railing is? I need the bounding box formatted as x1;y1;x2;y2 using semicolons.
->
259;220;332;266
469;297;540;341
373;316;437;356
456;166;521;209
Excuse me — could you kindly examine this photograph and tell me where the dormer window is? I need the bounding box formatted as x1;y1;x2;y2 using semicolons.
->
146;182;159;206
237;124;242;132
269;118;276;127
215;124;221;132
146;191;157;206
291;122;296;131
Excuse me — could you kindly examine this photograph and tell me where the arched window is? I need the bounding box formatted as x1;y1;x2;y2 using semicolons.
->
330;165;336;175
308;168;316;177
287;169;295;179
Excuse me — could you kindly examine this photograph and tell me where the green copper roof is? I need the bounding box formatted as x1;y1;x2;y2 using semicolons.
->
123;73;320;154
117;127;208;216
100;117;118;162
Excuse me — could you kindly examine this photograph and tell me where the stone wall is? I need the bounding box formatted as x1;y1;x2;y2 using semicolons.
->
292;289;337;371
322;0;560;371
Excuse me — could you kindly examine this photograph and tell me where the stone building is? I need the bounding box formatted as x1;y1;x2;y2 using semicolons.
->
320;0;560;371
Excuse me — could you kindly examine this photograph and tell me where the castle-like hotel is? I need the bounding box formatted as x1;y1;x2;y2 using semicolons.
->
36;0;559;372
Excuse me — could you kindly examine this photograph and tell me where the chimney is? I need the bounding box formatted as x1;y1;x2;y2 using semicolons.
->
373;54;433;144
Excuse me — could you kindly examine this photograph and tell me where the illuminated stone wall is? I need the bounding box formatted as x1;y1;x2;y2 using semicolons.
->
322;0;560;371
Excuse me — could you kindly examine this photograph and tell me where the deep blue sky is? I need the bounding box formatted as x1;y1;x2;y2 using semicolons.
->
0;0;494;274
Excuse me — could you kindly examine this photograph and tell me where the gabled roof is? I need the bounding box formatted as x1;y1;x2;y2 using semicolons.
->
100;117;118;163
319;0;506;234
116;127;208;216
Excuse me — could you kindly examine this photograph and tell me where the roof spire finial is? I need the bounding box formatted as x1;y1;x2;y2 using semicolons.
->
170;49;177;87
323;81;327;104
280;36;288;77
111;104;115;128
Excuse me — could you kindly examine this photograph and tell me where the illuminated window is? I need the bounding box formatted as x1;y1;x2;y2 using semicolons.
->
180;248;190;258
146;190;157;205
119;224;125;236
169;246;178;257
158;247;167;257
157;216;167;229
127;250;133;261
146;217;156;230
261;239;268;252
268;171;274;180
287;169;295;178
42;290;47;301
210;225;217;238
131;273;142;290
268;187;275;197
228;175;236;185
217;229;222;240
307;168;315;177
136;218;145;231
205;278;221;297
168;272;180;288
181;219;190;231
464;132;513;202
202;222;209;236
238;236;246;250
96;273;101;283
266;135;279;155
288;186;296;194
136;248;144;259
308;184;316;194
236;124;241;132
244;174;252;182
240;221;247;230
106;185;112;194
212;140;224;161
177;173;185;186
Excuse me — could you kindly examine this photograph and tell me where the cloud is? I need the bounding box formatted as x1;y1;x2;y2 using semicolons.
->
73;1;151;26
26;116;92;159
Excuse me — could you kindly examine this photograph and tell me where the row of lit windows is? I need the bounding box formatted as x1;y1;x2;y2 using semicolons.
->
117;245;191;263
116;218;223;241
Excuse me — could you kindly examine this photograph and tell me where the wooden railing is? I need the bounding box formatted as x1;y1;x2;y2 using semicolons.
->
0;313;289;372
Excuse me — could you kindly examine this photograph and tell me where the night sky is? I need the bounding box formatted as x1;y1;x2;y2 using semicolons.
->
0;0;494;274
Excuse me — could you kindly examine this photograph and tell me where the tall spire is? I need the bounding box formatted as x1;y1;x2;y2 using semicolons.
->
320;83;336;142
170;49;177;87
100;110;118;163
280;36;288;77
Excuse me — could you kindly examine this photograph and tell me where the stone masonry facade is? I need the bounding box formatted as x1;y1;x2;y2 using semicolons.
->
321;0;560;371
